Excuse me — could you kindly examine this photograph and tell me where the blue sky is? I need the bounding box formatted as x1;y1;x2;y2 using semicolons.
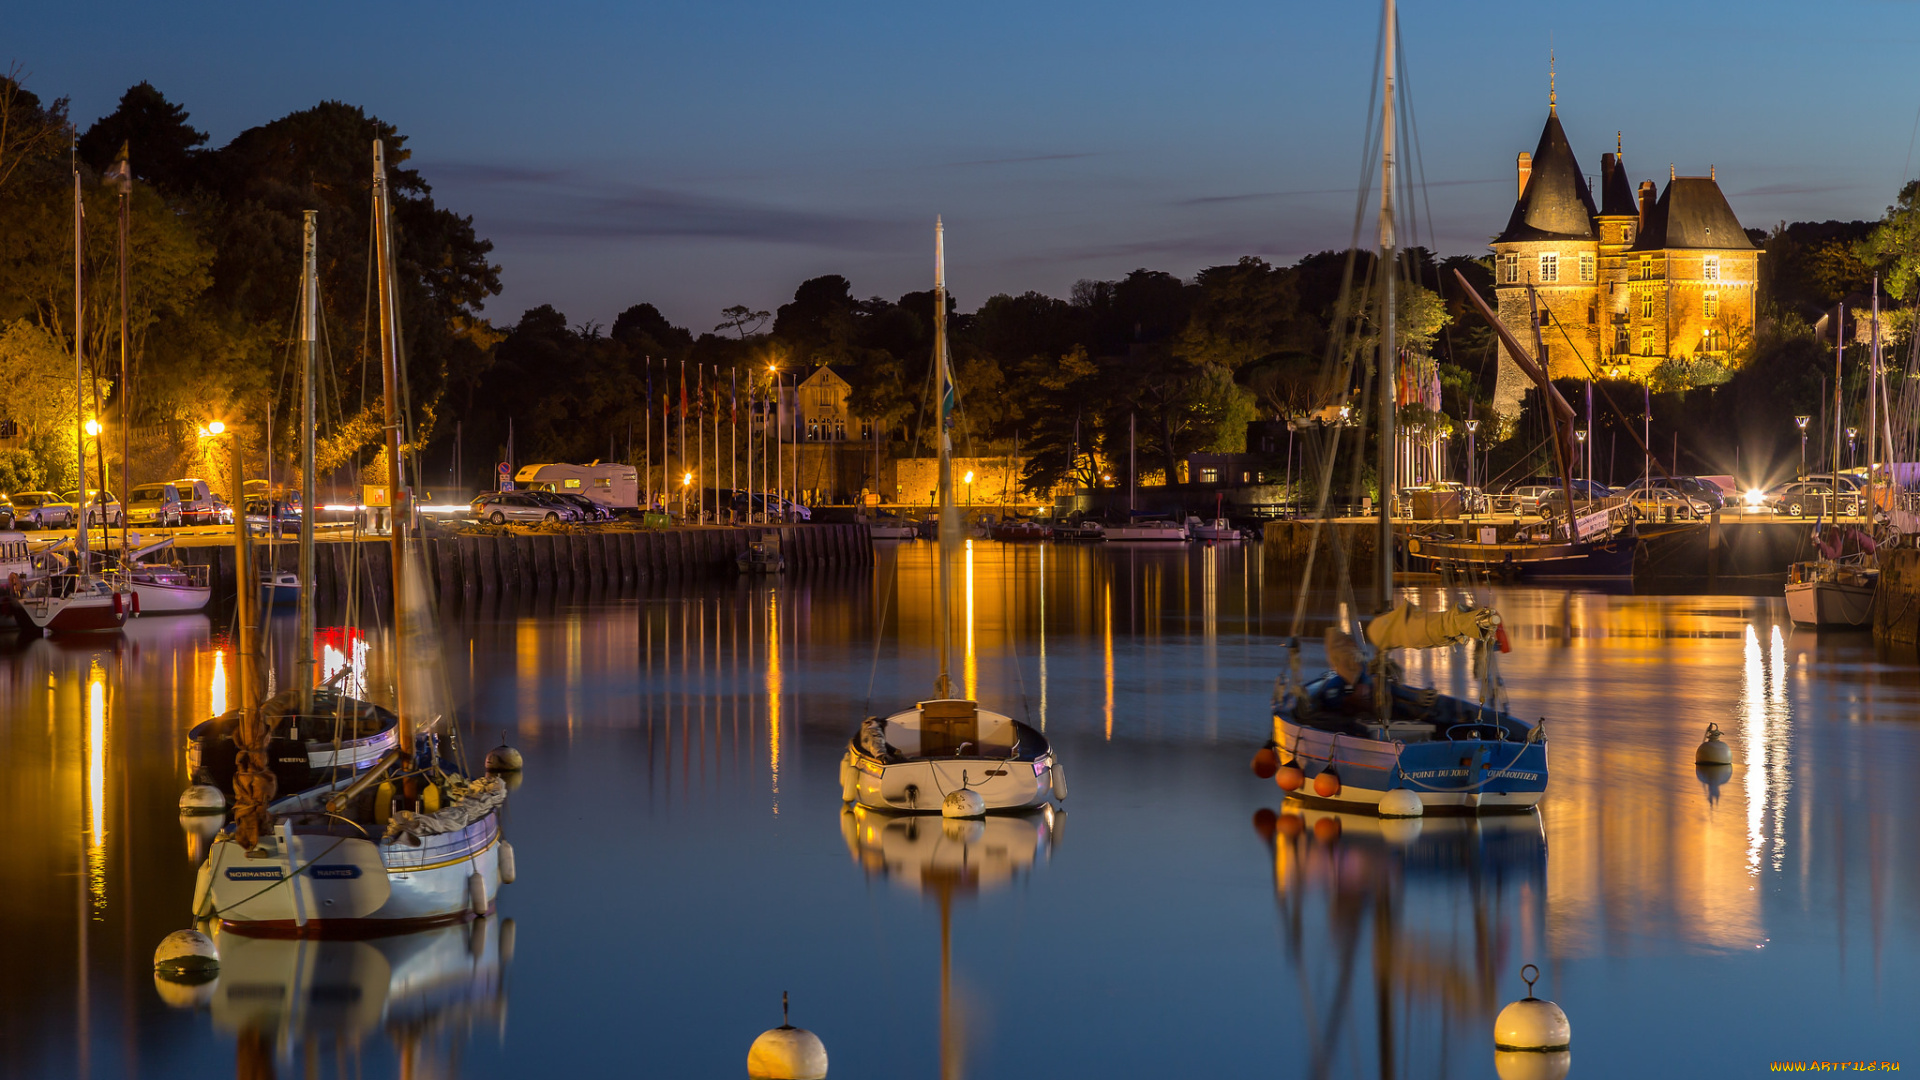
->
14;0;1920;331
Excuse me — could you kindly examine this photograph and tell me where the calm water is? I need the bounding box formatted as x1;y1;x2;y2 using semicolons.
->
4;541;1919;1078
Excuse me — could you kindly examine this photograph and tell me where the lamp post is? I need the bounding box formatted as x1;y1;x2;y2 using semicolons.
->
1575;428;1588;493
1795;415;1810;476
1848;427;1858;472
1465;418;1479;519
681;471;693;520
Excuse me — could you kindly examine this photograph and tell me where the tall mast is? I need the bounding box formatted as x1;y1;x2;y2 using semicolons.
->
372;141;410;746
111;149;131;555
74;163;88;565
296;211;319;712
934;216;955;699
1833;302;1844;512
1868;281;1879;520
1374;0;1397;611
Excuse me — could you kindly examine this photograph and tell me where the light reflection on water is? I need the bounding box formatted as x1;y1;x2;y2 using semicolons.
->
1;543;1919;1076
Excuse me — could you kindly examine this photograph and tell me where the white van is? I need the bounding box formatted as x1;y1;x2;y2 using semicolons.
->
513;463;638;510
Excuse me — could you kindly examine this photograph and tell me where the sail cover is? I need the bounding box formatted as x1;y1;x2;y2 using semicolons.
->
1366;604;1492;651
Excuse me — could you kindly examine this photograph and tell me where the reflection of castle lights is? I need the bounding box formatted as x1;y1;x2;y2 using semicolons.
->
767;589;781;813
315;627;368;699
1742;624;1792;877
86;659;108;915
964;539;975;701
209;649;227;717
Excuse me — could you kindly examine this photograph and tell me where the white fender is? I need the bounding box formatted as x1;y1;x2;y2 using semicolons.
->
1049;759;1068;801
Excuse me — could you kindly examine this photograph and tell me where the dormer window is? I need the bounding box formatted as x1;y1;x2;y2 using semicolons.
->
1539;252;1559;283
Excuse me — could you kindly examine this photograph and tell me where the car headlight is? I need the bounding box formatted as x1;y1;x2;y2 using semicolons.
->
1744;489;1764;507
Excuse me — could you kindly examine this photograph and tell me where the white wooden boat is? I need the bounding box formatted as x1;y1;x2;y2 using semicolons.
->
842;699;1061;812
1104;517;1188;542
1785;560;1876;628
867;519;918;539
1186;516;1240;541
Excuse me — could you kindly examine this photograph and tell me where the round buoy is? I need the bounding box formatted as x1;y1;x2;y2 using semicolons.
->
178;784;226;817
1695;722;1732;766
1378;788;1423;818
154;929;219;979
1252;807;1278;841
468;872;488;916
486;738;524;773
941;789;986;819
1250;747;1279;779
1275;763;1305;792
748;992;829;1079
1494;1050;1572;1080
1494;965;1571;1053
498;840;516;885
153;970;218;1009
1313;769;1342;799
838;755;857;803
1311;815;1342;843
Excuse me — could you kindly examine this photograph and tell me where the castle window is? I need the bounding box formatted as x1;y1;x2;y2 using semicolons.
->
834;419;846;441
1615;325;1630;354
1539;253;1559;283
1579;252;1595;282
1703;328;1720;353
1641;330;1655;357
1704;293;1718;320
1199;466;1220;484
1623;225;1634;244
1501;254;1519;284
1641;293;1654;319
1640;257;1652;280
1588;301;1598;325
1703;256;1720;282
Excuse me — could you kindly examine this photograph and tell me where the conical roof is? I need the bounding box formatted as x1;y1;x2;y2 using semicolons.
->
1495;112;1597;244
1627;177;1755;251
1598;151;1638;217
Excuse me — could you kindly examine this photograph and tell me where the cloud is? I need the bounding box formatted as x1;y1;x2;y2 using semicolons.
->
1731;182;1852;198
943;152;1100;167
424;159;896;249
1176;177;1504;206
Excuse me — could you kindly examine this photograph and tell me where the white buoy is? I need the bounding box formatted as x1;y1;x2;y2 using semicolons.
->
498;840;517;884
468;872;488;916
486;732;523;772
1695;723;1732;766
1495;965;1570;1053
154;929;219;978
1378;788;1424;818
1378;815;1424;845
748;992;828;1079
941;788;986;819
153;970;218;1009
178;784;226;816
1049;759;1068;801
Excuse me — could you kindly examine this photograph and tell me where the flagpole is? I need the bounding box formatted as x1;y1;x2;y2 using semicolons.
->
731;367;738;522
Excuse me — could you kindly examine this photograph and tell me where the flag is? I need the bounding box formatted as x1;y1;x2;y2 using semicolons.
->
731;368;737;424
645;356;652;405
679;360;687;418
939;345;957;426
698;364;705;418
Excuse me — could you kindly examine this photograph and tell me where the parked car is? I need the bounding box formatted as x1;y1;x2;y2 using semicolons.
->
170;478;219;525
1623;486;1713;520
519;490;589;522
9;491;74;530
61;489;124;528
0;494;15;531
126;483;185;528
243;497;302;535
1621;475;1727;511
1763;481;1859;518
471;492;571;524
546;491;616;522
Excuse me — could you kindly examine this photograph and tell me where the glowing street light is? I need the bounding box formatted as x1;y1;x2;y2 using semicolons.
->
1848;426;1858;471
207;420;226;436
1795;415;1810;475
83;418;101;438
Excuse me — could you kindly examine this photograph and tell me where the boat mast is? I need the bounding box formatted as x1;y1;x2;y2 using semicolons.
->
296;210;319;712
1867;281;1879;521
111;149;131;556
934;217;956;699
372;142;410;747
1374;0;1396;612
73;161;88;568
1833;301;1844;543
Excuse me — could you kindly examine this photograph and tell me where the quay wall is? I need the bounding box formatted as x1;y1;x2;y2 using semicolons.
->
172;524;872;606
1875;548;1920;645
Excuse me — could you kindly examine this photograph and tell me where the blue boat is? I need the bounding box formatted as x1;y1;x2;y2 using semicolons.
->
259;570;300;607
1264;606;1549;815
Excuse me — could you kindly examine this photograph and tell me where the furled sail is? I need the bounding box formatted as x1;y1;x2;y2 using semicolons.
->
1366;604;1494;651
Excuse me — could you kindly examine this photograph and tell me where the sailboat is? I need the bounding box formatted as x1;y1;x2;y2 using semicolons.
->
1787;299;1878;628
840;220;1063;815
122;536;212;613
1259;0;1549;815
196;147;509;934
11;155;134;634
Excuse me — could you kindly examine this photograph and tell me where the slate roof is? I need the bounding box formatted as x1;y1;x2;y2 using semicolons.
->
1495;112;1598;244
1627;177;1755;251
1598;152;1638;218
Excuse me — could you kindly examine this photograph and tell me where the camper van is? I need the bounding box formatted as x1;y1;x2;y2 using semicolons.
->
513;462;639;510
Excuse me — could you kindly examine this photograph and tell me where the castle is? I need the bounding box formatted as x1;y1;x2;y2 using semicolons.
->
1490;86;1758;420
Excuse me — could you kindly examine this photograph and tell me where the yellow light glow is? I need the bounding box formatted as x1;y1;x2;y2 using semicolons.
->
682;473;693;486
210;648;228;717
84;419;101;437
964;538;975;701
767;589;782;813
963;471;974;484
1744;489;1764;508
207;420;226;435
85;660;108;915
1103;578;1114;740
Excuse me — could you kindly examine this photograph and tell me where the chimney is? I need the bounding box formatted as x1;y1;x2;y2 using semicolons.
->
1638;180;1656;232
1517;152;1532;199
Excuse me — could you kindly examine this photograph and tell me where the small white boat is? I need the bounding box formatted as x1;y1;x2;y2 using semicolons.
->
1186;516;1240;541
260;569;301;607
1049;519;1104;542
1785;560;1876;628
131;562;212;613
1104;517;1188;542
9;571;132;635
842;699;1061;813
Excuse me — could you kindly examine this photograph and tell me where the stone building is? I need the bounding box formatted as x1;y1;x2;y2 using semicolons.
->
1490;92;1758;420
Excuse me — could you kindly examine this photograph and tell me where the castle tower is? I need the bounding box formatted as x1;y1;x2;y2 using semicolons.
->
1593;136;1641;375
1624;173;1760;369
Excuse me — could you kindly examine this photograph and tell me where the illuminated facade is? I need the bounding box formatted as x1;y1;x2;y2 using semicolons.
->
1490;95;1758;418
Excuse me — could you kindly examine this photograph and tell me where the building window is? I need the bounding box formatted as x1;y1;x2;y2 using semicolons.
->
1615;325;1630;354
1623;225;1634;244
1640;257;1652;281
1641;330;1655;357
1199;466;1220;484
834;419;846;441
1587;301;1598;325
1501;253;1520;284
1641;293;1654;320
1703;328;1720;352
1703;256;1720;282
806;420;819;441
1539;253;1559;283
1579;252;1595;282
1703;293;1718;320
1240;471;1251;483
860;421;874;440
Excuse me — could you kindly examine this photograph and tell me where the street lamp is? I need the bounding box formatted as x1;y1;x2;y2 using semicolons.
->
84;418;101;437
1795;415;1810;476
963;470;974;513
1848;427;1858;471
1575;428;1588;487
1465;419;1480;517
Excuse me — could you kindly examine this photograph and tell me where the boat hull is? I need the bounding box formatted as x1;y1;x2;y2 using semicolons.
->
131;578;211;614
847;751;1054;812
9;588;130;634
1103;525;1188;542
1408;533;1637;580
1785;577;1875;628
1273;713;1548;814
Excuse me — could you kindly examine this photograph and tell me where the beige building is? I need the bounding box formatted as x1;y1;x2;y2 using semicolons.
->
1491;98;1758;420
